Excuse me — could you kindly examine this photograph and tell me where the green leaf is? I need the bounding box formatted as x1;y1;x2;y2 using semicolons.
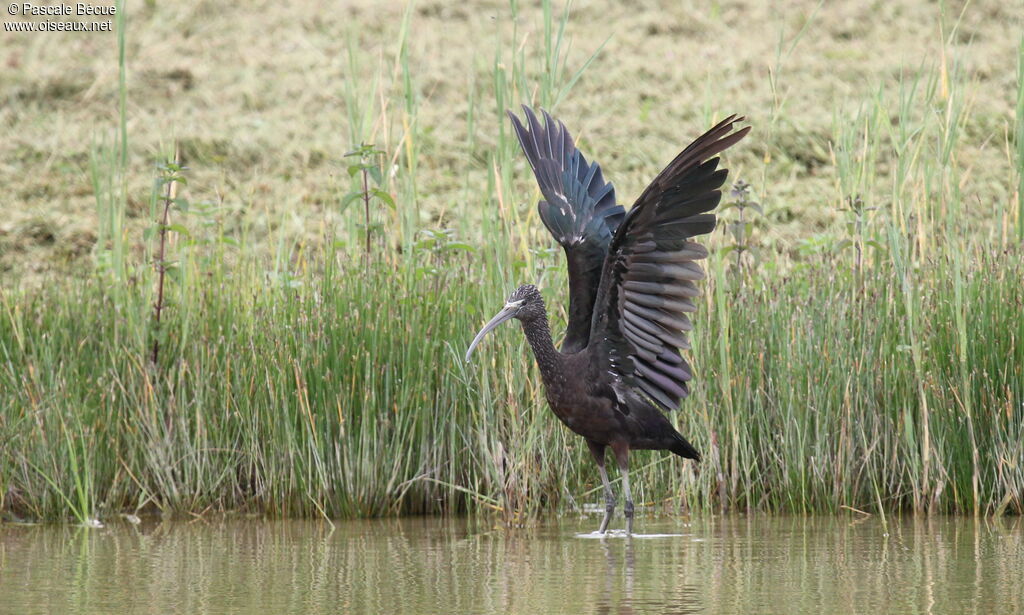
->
341;191;364;212
444;242;476;253
166;224;190;236
371;188;395;210
165;265;183;283
368;166;383;186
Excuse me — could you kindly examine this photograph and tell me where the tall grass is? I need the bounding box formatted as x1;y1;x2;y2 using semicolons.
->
1016;36;1024;241
0;3;1021;523
1;231;1020;521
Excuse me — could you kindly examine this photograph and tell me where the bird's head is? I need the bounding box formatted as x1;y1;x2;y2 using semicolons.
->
464;284;544;361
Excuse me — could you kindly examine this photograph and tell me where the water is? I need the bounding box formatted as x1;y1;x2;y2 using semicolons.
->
1;515;1020;614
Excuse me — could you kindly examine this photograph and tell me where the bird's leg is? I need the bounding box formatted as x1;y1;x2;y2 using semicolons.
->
622;470;634;536
587;440;614;534
598;465;615;532
613;443;633;536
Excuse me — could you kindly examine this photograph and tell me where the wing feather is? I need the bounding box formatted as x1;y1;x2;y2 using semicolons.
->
588;116;750;411
508;106;626;353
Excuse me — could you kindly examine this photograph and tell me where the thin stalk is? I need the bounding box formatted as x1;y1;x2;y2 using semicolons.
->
151;145;180;367
362;166;371;263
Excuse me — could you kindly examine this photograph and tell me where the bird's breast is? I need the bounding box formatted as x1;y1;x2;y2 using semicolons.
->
544;385;622;443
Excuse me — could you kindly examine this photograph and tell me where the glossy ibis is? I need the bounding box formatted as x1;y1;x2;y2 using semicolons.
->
465;107;749;534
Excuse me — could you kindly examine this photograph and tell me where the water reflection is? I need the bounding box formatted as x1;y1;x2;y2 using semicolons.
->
0;516;1020;614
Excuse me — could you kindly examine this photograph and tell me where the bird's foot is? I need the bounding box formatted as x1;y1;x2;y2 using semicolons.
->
624;500;634;536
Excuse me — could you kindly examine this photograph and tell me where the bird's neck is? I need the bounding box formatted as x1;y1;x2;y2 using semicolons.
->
519;311;563;380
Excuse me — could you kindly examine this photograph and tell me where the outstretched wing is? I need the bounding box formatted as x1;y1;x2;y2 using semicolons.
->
588;115;750;411
509;106;626;353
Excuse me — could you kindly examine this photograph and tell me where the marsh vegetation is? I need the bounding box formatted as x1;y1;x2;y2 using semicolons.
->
1;1;1022;523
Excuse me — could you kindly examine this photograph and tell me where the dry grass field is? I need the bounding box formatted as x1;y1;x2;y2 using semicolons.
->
3;0;1020;280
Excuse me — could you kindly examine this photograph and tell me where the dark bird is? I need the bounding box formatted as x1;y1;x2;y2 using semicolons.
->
465;107;749;535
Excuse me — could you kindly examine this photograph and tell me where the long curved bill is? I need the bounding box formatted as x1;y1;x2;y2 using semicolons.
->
464;301;522;362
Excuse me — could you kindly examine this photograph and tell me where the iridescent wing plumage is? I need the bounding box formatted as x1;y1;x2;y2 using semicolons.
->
508;107;625;353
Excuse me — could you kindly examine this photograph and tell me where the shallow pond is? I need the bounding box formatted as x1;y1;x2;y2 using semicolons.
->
1;515;1021;614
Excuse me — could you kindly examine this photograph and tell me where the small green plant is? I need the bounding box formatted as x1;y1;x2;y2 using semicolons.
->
148;156;189;367
835;194;884;271
414;228;476;268
719;179;765;275
343;144;395;263
412;228;477;294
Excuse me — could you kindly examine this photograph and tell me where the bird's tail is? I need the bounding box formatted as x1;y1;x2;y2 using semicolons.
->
670;434;701;461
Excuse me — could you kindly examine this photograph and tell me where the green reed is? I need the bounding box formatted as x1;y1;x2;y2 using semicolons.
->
1;234;1021;522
